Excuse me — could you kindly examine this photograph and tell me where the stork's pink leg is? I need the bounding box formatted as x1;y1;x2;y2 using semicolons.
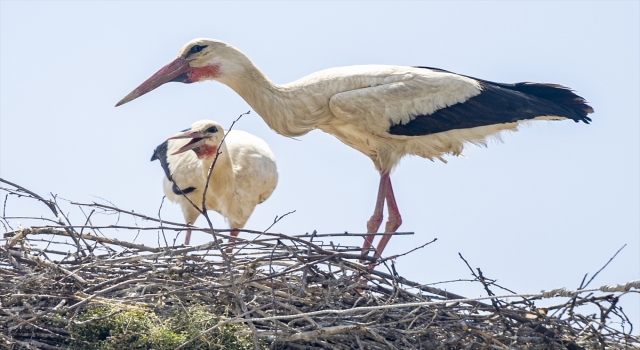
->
368;178;402;269
383;179;402;233
226;230;239;254
184;229;192;245
360;173;390;264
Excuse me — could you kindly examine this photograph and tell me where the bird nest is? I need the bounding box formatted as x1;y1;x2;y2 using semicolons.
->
0;178;638;350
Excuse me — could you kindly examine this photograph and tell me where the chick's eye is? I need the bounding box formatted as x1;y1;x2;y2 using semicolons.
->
205;126;218;133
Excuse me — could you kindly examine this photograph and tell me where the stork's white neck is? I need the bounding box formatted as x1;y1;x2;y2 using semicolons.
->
199;144;234;204
215;54;330;137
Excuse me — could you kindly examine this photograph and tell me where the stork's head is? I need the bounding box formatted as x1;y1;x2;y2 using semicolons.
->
116;38;248;106
168;120;224;160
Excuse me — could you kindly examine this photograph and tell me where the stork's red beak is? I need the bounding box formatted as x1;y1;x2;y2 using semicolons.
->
115;57;192;107
167;130;208;155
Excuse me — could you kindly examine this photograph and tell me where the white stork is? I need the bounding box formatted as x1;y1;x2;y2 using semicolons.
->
120;38;593;266
151;120;278;251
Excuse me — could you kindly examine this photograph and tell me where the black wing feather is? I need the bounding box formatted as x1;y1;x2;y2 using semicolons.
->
151;140;172;180
151;140;196;195
171;184;196;195
389;67;593;136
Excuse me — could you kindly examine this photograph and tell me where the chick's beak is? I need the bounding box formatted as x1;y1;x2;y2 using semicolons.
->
167;130;207;155
115;57;192;107
167;130;203;140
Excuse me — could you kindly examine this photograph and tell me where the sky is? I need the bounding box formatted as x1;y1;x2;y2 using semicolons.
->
1;1;639;332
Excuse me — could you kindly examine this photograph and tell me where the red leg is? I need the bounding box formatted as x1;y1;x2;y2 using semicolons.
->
361;173;389;264
184;229;192;245
226;230;239;254
368;177;402;269
384;178;402;233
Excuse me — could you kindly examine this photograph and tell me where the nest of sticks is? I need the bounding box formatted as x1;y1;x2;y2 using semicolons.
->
0;178;638;350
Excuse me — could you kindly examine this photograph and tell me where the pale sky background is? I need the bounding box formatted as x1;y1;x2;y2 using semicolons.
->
1;1;638;332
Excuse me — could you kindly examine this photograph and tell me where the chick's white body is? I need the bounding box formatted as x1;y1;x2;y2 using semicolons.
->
157;127;278;241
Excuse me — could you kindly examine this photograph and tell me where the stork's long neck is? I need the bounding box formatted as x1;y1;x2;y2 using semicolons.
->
200;144;235;203
217;54;330;137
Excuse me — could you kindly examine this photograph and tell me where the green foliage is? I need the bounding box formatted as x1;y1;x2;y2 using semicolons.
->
69;305;264;350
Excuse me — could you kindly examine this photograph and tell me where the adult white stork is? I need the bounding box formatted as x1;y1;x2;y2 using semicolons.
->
119;38;593;266
151;120;278;251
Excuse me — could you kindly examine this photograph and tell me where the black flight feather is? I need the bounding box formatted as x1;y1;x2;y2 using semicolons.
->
389;67;593;136
151;140;196;195
151;140;172;179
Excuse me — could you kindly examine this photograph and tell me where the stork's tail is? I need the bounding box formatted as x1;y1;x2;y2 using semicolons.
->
506;83;594;124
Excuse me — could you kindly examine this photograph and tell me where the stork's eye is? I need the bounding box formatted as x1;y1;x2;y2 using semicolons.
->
188;45;207;55
205;126;218;133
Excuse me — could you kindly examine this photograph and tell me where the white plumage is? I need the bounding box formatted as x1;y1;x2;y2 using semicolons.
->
124;39;593;266
152;120;278;249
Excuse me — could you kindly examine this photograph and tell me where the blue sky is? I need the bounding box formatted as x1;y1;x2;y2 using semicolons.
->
1;1;638;331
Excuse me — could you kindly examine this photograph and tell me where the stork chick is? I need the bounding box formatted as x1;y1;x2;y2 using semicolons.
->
152;120;278;251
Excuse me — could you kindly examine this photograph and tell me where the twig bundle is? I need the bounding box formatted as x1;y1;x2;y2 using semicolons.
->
1;179;638;350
